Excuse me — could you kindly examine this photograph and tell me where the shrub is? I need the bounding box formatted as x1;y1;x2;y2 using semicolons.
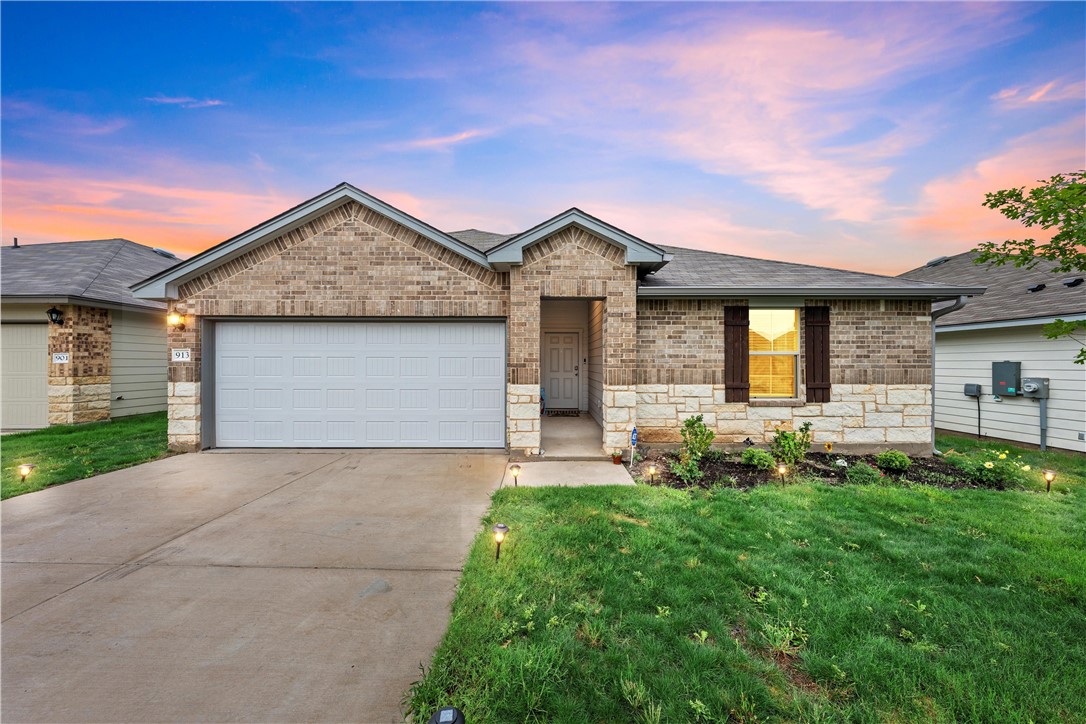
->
947;449;1029;489
769;422;813;467
741;447;775;471
875;449;912;472
680;415;715;460
670;415;715;485
846;462;883;485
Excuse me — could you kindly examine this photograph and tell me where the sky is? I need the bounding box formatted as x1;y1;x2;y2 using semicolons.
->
1;2;1083;275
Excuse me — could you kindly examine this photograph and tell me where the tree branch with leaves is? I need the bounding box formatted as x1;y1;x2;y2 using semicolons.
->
974;170;1086;363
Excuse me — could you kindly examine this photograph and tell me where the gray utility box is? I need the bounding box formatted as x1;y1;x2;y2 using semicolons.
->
963;383;982;397
1021;377;1050;398
992;361;1022;396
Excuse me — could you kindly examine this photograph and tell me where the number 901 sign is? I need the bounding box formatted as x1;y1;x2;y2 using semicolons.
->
171;349;192;362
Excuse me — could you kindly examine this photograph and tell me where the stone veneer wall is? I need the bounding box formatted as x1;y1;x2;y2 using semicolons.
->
47;305;112;424
506;227;638;455
635;299;934;453
166;200;509;451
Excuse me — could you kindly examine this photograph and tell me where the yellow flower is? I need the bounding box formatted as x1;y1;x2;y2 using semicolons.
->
984;462;994;469
998;453;1007;460
1022;465;1031;472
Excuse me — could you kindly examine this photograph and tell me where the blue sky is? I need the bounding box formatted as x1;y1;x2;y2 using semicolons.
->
2;1;1083;273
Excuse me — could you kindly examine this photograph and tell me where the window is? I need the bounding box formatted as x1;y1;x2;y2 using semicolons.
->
748;309;798;398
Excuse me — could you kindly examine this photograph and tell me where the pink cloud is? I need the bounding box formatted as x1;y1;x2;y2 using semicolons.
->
486;4;1025;222
1;160;295;257
387;129;493;152
991;78;1085;109
902;118;1085;253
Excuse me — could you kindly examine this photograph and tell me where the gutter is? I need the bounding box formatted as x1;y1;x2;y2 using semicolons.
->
929;295;969;456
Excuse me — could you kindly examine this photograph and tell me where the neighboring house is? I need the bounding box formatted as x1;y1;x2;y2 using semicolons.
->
1;239;180;430
902;252;1086;452
131;183;982;456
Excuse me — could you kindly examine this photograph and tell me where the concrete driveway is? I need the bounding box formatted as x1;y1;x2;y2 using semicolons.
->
1;449;506;723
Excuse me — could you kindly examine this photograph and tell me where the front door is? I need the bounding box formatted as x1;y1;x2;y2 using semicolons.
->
543;332;579;409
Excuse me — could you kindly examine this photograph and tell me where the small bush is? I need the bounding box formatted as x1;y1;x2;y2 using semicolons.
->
671;415;715;485
769;422;813;467
875;449;912;472
947;449;1029;489
680;415;715;460
846;462;883;485
741;447;775;471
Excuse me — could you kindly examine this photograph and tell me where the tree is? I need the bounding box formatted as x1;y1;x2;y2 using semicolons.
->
973;170;1086;364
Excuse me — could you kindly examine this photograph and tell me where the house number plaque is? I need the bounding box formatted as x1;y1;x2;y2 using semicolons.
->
171;349;192;362
51;352;70;364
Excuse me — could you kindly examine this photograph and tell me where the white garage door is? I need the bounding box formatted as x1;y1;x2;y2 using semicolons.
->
1;324;49;430
213;321;506;448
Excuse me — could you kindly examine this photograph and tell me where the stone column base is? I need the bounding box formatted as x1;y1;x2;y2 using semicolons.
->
507;383;541;455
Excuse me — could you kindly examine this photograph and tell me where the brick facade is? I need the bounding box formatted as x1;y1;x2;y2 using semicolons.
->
47;304;112;424
506;226;637;454
633;299;934;454
161;197;935;455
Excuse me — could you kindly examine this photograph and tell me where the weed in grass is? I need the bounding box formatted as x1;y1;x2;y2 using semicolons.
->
762;619;809;657
621;678;662;724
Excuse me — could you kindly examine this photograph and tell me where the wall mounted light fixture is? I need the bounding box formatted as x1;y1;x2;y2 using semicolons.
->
46;307;64;325
167;312;186;332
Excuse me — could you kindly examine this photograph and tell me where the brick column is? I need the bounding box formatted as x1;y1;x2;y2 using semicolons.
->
166;301;201;451
47;305;111;424
506;267;542;453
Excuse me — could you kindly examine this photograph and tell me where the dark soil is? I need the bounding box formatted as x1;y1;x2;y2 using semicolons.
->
631;448;979;491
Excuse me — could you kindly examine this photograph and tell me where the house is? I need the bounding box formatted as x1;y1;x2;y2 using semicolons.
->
131;183;982;456
901;252;1085;452
1;239;180;430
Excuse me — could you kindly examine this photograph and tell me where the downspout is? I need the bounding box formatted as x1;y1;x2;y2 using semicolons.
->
930;296;968;456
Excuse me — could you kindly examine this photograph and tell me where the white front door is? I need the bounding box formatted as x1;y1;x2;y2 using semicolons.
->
543;332;579;409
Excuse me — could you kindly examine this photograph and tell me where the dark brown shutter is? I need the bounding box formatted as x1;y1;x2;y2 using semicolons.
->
805;306;831;403
724;306;750;403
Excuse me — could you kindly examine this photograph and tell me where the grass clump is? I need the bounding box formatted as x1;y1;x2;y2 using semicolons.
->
407;483;1086;722
946;448;1031;489
1;412;169;499
845;461;883;485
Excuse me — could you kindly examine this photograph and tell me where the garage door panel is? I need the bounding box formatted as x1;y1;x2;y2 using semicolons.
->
214;321;505;448
1;324;49;430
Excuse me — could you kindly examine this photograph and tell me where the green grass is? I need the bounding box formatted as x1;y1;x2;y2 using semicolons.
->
1;412;169;499
409;481;1086;722
938;432;1086;489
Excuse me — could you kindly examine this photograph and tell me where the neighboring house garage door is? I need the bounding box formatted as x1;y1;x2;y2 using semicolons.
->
1;324;48;430
213;321;506;448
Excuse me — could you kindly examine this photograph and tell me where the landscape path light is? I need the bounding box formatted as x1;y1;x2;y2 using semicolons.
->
17;463;36;482
777;463;788;483
647;463;657;484
492;523;510;561
1042;469;1057;493
509;464;521;487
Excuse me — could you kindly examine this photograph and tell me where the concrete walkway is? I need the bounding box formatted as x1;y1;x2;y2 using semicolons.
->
1;450;506;723
502;460;635;487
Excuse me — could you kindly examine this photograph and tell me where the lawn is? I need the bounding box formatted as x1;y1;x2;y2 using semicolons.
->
1;412;169;499
408;452;1086;721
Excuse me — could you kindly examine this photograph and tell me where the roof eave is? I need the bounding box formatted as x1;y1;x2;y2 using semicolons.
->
132;184;493;300
485;210;670;268
636;286;987;300
0;294;167;312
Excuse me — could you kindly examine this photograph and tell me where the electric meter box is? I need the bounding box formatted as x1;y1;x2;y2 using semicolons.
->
992;361;1022;396
1021;377;1050;399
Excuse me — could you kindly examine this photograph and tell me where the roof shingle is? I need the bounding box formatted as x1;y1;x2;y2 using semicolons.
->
1;239;180;311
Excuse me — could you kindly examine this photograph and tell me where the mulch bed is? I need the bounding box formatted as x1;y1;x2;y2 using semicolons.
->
631;449;979;490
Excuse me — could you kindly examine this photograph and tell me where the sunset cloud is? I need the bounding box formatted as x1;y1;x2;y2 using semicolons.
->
902;118;1085;257
991;78;1085;109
